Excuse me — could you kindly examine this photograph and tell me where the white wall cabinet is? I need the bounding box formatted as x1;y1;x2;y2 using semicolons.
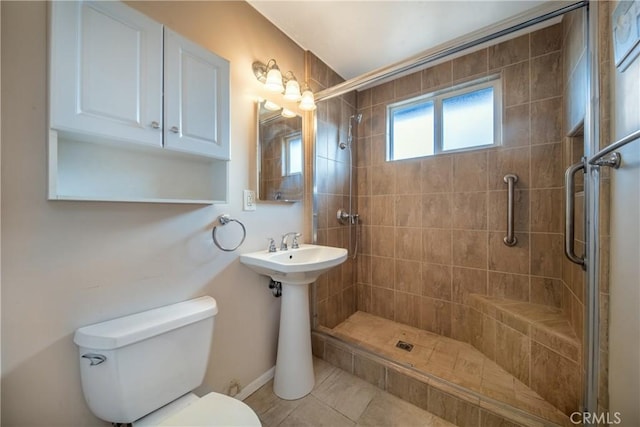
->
164;29;230;159
48;1;230;203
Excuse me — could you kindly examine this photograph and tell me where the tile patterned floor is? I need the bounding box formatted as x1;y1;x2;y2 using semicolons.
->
329;311;570;426
245;357;456;427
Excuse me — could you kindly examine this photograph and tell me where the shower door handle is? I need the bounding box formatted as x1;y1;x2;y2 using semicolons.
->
564;159;586;269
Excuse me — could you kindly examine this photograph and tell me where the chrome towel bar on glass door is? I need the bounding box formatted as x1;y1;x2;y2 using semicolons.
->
564;159;586;269
588;127;640;168
503;174;518;246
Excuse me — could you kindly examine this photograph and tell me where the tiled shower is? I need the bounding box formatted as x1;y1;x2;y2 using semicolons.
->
309;5;612;426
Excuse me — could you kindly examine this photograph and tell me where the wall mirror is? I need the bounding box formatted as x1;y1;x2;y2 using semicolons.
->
256;100;303;202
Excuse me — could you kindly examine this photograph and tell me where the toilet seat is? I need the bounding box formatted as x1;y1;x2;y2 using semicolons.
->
158;392;261;426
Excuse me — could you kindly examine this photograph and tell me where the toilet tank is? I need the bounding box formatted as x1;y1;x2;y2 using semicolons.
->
73;296;218;424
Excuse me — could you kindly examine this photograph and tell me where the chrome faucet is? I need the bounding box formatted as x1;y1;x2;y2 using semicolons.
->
280;232;301;251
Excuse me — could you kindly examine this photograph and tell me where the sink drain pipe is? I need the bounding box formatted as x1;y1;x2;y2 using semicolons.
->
269;279;282;297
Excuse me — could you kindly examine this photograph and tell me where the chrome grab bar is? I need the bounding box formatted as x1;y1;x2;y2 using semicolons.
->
564;159;586;269
503;174;518;246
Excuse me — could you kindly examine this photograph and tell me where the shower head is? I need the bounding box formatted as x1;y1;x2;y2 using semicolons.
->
339;113;364;150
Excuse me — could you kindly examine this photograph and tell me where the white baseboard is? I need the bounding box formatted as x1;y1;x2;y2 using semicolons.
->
235;366;275;401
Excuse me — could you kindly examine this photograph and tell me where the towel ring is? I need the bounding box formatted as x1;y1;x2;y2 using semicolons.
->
212;214;246;252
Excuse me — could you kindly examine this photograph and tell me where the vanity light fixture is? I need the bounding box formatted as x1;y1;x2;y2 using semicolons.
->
253;59;315;111
263;100;281;111
283;72;302;101
281;109;296;118
299;84;317;111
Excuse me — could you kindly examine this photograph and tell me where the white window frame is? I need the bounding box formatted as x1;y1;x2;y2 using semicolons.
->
387;74;502;161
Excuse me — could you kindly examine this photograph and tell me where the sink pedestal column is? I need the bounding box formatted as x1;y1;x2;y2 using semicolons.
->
273;282;314;400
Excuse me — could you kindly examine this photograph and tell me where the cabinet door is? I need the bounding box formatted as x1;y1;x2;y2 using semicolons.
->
50;1;163;147
164;29;230;159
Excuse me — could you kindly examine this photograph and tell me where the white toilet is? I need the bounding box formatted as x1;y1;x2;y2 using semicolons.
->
73;296;261;426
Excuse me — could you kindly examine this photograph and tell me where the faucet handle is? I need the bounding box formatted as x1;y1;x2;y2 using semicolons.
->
267;237;277;252
292;233;302;249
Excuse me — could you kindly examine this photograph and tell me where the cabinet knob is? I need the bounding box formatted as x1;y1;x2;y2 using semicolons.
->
170;126;180;133
150;121;160;129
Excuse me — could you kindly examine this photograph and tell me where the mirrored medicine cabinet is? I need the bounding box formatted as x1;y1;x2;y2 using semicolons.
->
255;100;304;202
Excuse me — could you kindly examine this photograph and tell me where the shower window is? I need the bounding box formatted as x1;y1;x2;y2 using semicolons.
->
387;75;502;160
282;133;302;176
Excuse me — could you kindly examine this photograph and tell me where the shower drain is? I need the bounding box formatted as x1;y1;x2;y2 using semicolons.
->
395;340;414;352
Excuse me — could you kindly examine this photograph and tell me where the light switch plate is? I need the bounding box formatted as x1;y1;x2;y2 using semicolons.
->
243;189;256;211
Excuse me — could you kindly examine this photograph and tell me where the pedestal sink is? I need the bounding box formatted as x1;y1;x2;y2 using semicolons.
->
240;244;347;400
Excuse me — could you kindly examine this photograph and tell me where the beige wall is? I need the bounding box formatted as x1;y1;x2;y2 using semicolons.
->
1;1;306;425
608;0;640;423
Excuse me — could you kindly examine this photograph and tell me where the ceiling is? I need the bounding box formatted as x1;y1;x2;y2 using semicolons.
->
247;1;554;81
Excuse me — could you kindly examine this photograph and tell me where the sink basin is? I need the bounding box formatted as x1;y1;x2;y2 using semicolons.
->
240;244;348;285
240;243;348;400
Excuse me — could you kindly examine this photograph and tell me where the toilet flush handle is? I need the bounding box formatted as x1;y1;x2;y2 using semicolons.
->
82;353;107;366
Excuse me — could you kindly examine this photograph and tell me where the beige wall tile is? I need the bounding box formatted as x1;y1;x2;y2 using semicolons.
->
371;256;395;289
489;230;530;276
530;143;563;189
395;259;422;295
386;368;430;411
370;134;386;165
487;190;529;232
504;61;530;107
356;283;372;312
371;81;394;106
531;98;562;145
530;341;580;415
453;49;488;81
395;195;422;227
452;267;488;304
420;297;452;336
371;195;395;226
495;323;530;385
371;226;395;257
488;271;530;302
452;192;488;230
371;163;396;195
422;263;453;301
325;341;354;373
421;155;453;192
453;151;488;192
531;52;563;101
530;277;563;308
422;61;452;92
488;34;529;69
423;228;453;265
395;159;422;194
503;104;530;147
396;227;422;261
488;147;530;190
452;230;488;269
353;354;386;389
482;315;497;360
371;287;395;320
530;23;562;57
530;233;563;278
395;292;421;328
422;193;453;229
395;71;422;99
371;104;386;135
530;189;563;233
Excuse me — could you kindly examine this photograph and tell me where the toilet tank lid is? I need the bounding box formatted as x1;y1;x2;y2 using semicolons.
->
74;296;218;350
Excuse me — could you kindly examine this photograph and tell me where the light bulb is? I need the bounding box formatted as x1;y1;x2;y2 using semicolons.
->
281;109;296;118
299;88;316;111
283;79;301;101
264;64;284;92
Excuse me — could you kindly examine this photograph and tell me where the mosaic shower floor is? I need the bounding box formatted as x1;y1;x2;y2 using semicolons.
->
328;311;572;426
